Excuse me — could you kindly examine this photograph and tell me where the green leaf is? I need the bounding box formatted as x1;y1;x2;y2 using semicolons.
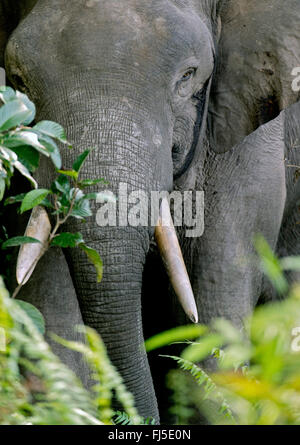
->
0;168;8;180
33;120;67;143
51;232;84;248
280;256;300;271
83;193;99;200
0;145;18;162
2;236;41;249
145;325;208;352
71;194;93;219
40;197;54;209
57;169;78;179
113;411;132;426
10;145;40;171
4;193;26;206
15;300;45;335
15;91;36;125
20;189;51;213
52;175;71;195
72;149;92;173
254;234;288;295
212;318;243;344
144;417;156;425
78;178;108;188
0;99;31;131
219;344;252;370
37;134;62;169
5;132;49;156
0;87;16;103
71;202;92;219
79;243;103;282
0;177;5;201
181;334;224;363
14;161;38;189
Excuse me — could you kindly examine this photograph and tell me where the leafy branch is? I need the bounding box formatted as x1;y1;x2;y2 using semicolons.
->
0;86;69;200
0;86;111;299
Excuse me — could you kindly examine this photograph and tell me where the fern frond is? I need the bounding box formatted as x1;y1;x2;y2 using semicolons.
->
113;411;132;425
113;411;156;426
144;416;156;425
164;355;235;423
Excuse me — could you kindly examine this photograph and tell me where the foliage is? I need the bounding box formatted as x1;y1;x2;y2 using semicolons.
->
14;299;45;335
0;86;68;200
0;276;101;425
146;236;300;425
113;411;156;425
0;86;110;298
165;356;235;423
144;324;207;352
0;88;141;426
0;277;144;425
5;148;106;290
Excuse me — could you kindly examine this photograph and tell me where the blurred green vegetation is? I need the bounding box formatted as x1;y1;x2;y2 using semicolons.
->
0;276;143;425
146;235;300;425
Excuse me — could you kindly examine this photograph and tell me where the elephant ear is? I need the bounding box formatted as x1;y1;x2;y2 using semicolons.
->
197;0;224;46
209;0;300;153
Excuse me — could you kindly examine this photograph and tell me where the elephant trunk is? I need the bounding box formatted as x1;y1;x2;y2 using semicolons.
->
33;84;197;419
34;91;169;420
68;224;159;419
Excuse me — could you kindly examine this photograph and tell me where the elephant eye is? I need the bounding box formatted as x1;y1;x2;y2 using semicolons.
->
180;68;196;82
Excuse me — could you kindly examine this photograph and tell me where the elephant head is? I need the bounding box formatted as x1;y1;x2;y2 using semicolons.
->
1;0;300;422
1;0;222;420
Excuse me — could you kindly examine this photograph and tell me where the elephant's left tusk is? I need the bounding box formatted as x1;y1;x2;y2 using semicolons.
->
16;206;51;285
155;197;199;324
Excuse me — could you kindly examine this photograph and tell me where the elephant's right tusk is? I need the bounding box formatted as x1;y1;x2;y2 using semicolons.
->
16;206;51;285
155;197;199;324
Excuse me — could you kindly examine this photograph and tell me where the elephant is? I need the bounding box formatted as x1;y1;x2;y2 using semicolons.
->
1;0;300;422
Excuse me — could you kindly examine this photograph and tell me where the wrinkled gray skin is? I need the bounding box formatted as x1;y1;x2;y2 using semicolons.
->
1;0;300;422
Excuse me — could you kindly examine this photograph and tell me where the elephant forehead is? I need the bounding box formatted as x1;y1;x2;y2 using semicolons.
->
66;0;210;52
85;0;149;32
10;0;213;72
